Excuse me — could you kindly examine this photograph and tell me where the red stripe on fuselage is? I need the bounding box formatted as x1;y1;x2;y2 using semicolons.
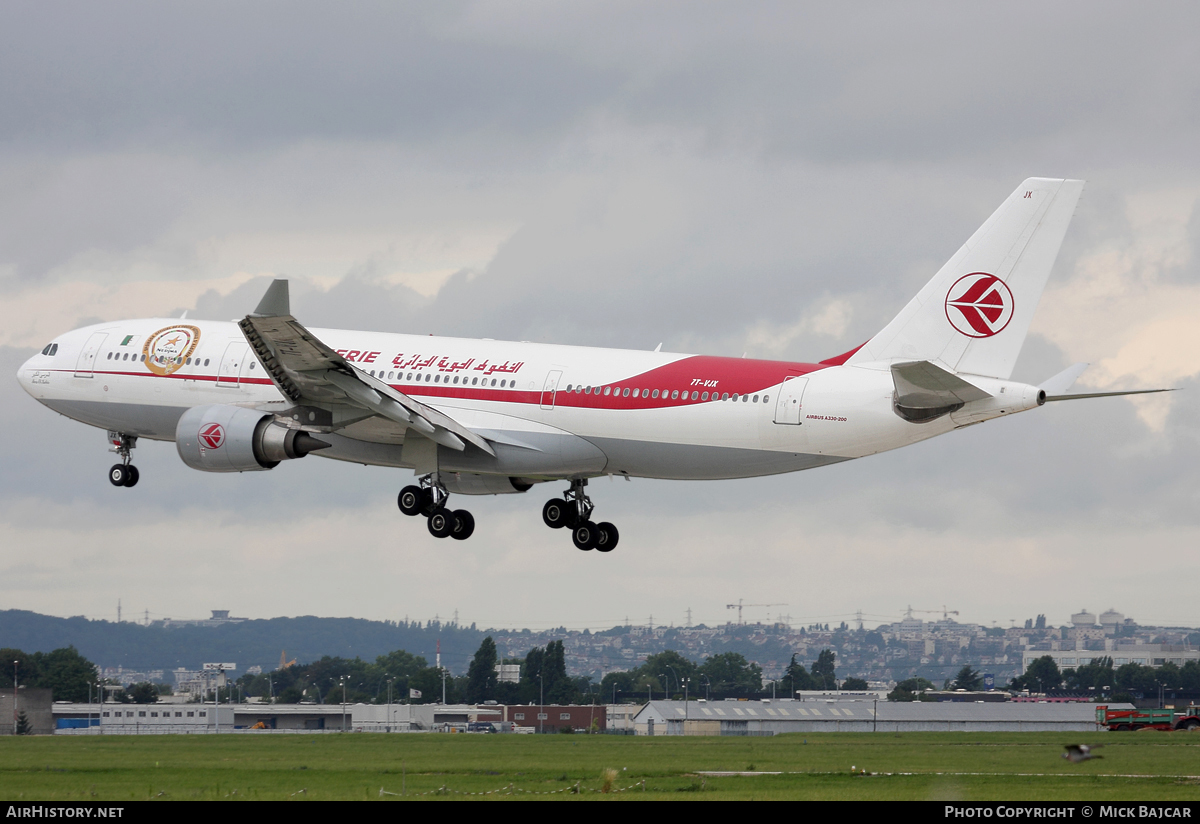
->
57;354;831;410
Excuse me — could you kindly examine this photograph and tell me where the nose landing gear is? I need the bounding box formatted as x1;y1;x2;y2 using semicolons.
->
107;432;139;488
542;479;619;552
397;474;475;540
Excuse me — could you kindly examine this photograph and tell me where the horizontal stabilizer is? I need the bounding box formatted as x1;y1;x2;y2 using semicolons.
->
1043;388;1174;402
1038;363;1089;395
891;360;991;423
892;360;992;408
1038;364;1175;402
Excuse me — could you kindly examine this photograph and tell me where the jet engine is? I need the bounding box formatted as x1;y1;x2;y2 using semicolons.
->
176;404;330;472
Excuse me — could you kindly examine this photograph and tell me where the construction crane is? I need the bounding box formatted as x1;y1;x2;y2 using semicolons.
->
726;599;788;625
279;650;297;669
903;605;960;622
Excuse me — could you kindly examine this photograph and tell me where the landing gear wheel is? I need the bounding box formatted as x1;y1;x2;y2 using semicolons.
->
450;510;475;541
572;521;599;551
428;508;455;539
543;499;572;529
109;465;129;487
123;465;140;488
595;522;618;552
398;486;424;516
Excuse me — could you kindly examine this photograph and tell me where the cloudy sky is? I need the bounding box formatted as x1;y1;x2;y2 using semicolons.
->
3;2;1198;640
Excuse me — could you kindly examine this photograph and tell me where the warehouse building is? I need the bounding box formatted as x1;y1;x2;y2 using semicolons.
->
633;698;1127;735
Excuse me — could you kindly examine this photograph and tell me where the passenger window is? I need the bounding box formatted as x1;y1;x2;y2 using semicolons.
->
651;389;659;398
566;384;572;392
472;377;478;385
753;394;759;403
732;394;739;401
743;394;749;402
671;390;679;399
604;386;611;395
491;379;497;387
763;395;769;403
721;393;729;400
622;388;630;397
702;392;709;400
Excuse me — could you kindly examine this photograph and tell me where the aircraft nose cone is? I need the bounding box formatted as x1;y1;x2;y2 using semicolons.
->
17;353;45;398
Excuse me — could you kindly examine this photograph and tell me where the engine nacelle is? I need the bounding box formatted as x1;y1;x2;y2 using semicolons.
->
441;473;536;496
176;404;329;473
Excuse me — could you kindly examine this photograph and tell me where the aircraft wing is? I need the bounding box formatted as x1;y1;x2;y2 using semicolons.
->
237;280;495;456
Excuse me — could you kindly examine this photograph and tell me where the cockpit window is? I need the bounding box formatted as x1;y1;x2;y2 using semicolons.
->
41;343;59;356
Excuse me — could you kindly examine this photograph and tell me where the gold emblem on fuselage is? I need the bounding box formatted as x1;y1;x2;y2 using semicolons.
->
142;324;201;376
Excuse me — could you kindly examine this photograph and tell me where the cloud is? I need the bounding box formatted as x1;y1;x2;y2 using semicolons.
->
2;2;1198;633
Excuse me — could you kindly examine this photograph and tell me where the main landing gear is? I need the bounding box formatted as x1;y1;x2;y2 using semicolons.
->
107;432;139;488
541;479;619;552
397;475;475;540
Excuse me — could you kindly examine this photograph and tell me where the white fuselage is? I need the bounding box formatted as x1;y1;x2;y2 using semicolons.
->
18;317;1034;485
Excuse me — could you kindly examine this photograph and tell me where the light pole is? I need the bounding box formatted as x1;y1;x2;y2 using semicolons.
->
340;676;348;732
386;677;394;733
681;677;690;734
701;675;711;702
665;666;679;700
538;673;544;734
12;660;18;735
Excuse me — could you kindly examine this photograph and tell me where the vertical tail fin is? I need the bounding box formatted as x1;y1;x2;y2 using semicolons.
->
847;178;1084;379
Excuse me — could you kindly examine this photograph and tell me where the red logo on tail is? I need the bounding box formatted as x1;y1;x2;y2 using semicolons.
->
945;273;1014;338
199;423;225;450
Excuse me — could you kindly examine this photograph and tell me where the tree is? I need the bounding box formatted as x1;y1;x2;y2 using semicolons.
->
642;651;698;697
127;682;159;704
951;666;983;691
1011;656;1061;692
465;637;498;703
543;641;574;703
0;646;96;702
1181;661;1200;691
1064;657;1115;693
811;649;837;690
599;670;637;702
517;641;575;704
699;652;762;698
888;677;934;701
841;677;869;691
783;654;816;693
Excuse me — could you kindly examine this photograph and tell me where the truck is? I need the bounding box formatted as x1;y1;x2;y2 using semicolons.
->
1096;705;1200;731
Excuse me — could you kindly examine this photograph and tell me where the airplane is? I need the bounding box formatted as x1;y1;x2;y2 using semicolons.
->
17;178;1168;552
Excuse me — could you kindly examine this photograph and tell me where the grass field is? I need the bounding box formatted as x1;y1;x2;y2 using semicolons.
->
2;731;1199;801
